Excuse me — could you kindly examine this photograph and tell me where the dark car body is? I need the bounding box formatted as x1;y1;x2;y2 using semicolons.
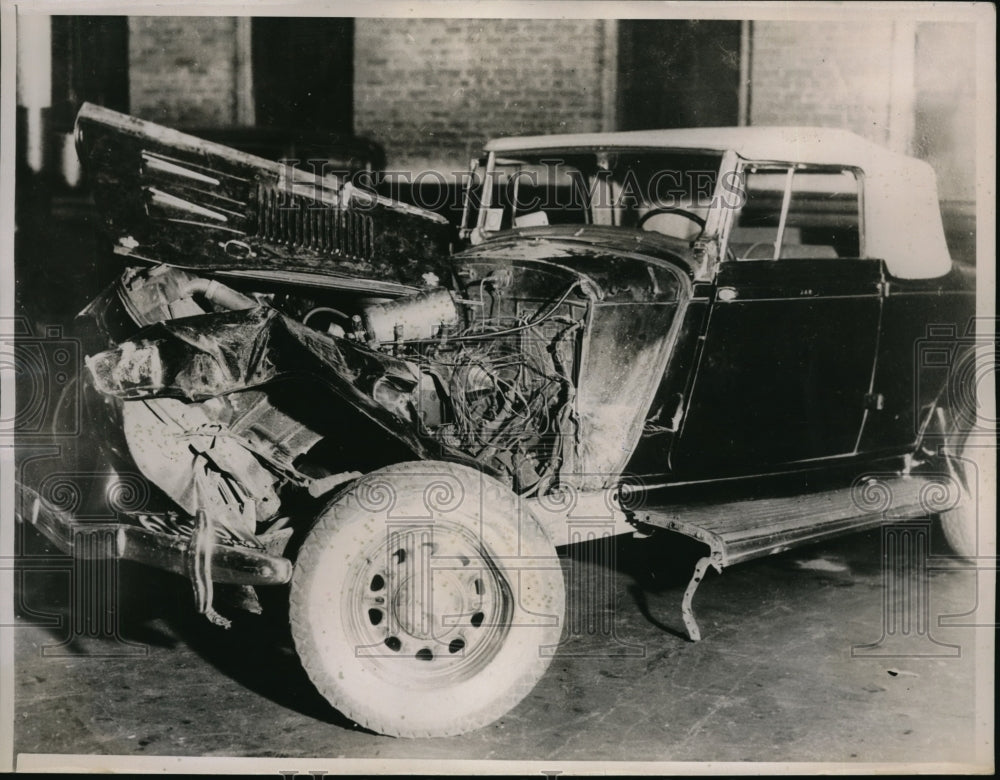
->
457;128;975;487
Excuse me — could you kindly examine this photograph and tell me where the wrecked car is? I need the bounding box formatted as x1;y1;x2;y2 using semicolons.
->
16;105;982;738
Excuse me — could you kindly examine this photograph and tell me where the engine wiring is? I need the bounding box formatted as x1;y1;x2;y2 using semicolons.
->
389;280;584;345
406;282;585;494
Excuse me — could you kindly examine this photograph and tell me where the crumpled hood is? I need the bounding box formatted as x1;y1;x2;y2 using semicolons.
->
75;103;454;291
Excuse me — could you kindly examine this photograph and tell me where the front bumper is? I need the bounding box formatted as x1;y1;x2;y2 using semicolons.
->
15;482;293;587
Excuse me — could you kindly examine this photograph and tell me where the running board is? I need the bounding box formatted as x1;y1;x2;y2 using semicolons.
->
633;474;947;641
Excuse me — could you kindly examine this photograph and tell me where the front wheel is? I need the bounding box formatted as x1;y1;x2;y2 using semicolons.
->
289;461;565;737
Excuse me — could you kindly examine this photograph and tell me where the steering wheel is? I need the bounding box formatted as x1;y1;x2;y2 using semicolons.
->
636;206;707;235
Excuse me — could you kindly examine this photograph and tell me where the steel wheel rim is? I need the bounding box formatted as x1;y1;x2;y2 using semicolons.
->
342;519;513;688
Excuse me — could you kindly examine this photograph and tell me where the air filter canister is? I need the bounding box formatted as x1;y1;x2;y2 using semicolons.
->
363;287;460;343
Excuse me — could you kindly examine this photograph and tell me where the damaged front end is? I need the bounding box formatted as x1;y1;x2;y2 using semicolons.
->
65;257;599;622
25;105;692;629
83;254;595;505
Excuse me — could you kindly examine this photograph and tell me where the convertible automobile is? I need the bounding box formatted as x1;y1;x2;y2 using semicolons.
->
16;104;985;737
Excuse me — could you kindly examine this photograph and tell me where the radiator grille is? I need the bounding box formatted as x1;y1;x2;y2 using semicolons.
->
255;183;375;260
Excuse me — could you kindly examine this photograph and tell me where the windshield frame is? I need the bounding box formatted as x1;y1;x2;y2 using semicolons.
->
461;147;735;247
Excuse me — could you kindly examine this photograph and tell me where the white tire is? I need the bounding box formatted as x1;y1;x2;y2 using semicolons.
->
289;461;565;737
932;406;995;559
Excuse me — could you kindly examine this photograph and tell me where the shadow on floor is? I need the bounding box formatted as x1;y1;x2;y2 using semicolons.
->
559;530;710;642
14;536;370;733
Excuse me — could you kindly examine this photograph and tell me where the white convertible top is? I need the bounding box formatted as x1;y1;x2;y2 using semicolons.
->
486;127;952;278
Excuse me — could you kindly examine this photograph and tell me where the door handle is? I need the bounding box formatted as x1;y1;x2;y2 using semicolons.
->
717;287;738;302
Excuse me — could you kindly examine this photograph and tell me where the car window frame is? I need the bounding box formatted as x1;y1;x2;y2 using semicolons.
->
718;158;867;265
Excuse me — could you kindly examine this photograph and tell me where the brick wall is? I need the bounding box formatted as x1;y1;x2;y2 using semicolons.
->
128;17;239;126
121;18;976;222
748;21;897;146
354;18;610;172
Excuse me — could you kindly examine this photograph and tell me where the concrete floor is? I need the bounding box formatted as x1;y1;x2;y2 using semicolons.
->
13;524;990;769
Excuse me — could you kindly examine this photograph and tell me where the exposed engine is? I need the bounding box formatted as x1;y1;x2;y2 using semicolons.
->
83;263;587;542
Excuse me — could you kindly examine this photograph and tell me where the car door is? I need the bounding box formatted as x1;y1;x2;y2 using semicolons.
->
669;164;883;475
